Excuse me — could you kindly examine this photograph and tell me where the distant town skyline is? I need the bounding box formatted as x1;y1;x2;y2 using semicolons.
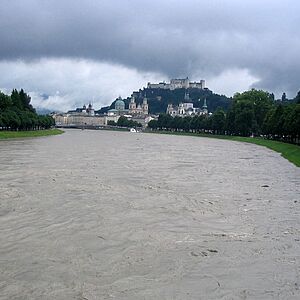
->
0;0;299;111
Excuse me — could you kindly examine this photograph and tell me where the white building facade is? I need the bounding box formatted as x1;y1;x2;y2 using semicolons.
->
166;96;208;117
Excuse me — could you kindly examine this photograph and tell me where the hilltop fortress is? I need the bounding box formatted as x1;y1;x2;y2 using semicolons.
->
53;77;214;128
147;77;205;90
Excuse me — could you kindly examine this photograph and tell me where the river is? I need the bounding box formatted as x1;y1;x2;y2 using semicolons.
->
0;129;299;299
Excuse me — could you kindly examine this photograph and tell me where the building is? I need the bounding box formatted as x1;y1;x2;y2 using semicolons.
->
147;77;205;90
54;113;106;127
67;103;95;116
129;96;148;115
170;78;189;90
166;92;208;117
202;98;208;115
107;96;127;116
108;96;148;116
53;96;151;128
54;102;110;127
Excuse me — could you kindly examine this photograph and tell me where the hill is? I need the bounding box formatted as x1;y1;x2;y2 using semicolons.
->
97;87;232;115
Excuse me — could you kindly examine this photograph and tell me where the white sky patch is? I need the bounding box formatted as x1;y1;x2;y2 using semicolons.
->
0;59;263;112
0;58;166;112
207;69;259;97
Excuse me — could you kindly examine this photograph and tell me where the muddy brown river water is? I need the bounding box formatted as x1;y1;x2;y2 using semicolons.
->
0;129;300;299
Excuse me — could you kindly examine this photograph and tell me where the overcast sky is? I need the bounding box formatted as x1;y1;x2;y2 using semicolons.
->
0;0;299;111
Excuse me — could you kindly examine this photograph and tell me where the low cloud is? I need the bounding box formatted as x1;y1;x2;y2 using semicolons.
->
0;58;165;111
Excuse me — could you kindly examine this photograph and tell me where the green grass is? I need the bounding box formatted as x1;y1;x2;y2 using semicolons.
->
147;131;300;167
0;129;64;139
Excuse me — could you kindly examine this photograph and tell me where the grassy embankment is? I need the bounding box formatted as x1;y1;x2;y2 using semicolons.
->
0;129;64;139
149;131;300;167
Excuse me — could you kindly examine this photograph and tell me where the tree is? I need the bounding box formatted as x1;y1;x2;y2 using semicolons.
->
18;111;32;130
283;104;300;143
0;114;3;128
116;116;141;128
227;89;273;136
0;89;55;131
6;110;21;130
235;103;254;136
0;92;12;111
157;114;173;130
19;89;35;112
263;104;284;137
148;119;158;129
211;108;226;134
107;120;117;126
11;89;22;110
295;91;300;104
171;116;184;131
182;116;192;131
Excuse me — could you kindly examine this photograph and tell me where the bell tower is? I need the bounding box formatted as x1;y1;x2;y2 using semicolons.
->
129;96;136;114
142;97;148;115
202;98;208;114
184;90;190;102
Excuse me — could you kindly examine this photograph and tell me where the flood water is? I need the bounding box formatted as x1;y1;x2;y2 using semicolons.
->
0;129;300;299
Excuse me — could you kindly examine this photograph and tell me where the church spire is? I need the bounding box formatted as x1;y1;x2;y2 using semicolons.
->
184;90;190;101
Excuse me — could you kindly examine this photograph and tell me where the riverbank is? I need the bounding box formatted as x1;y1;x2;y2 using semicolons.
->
148;131;300;167
0;129;64;139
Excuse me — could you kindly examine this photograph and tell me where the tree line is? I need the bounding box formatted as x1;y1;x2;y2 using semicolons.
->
148;89;300;144
0;89;54;130
107;116;143;128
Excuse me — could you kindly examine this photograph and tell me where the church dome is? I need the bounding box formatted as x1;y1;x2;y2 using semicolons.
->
115;98;125;111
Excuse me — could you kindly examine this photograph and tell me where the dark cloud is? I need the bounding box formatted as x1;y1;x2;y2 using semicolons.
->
0;0;299;97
